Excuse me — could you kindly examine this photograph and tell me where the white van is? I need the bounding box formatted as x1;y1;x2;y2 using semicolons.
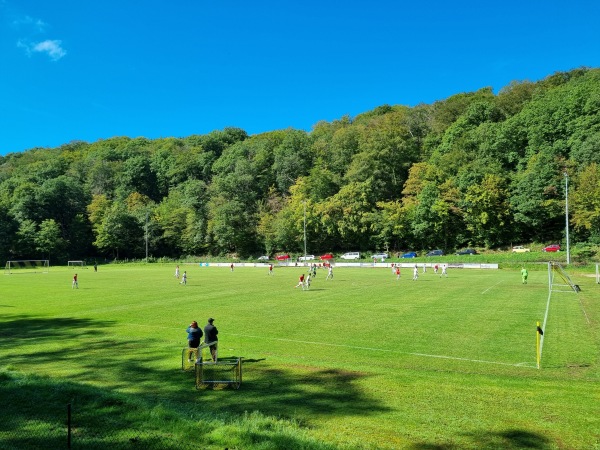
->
341;252;360;260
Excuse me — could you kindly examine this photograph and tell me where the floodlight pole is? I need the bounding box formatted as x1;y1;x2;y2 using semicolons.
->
564;172;570;265
303;200;307;260
145;212;149;263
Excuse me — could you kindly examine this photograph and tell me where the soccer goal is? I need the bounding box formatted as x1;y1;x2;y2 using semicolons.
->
195;357;242;390
68;260;86;268
4;260;50;274
548;262;580;293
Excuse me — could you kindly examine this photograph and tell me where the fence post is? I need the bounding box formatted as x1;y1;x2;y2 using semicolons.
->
67;403;72;449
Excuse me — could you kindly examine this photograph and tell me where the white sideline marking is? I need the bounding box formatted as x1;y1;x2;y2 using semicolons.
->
228;333;534;369
539;290;551;361
481;280;504;294
65;321;535;369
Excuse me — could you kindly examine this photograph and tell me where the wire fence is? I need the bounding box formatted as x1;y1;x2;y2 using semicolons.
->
0;403;198;450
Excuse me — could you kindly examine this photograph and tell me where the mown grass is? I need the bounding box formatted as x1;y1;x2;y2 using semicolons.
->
1;262;599;449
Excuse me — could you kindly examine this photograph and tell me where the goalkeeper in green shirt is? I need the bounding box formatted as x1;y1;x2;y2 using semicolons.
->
521;267;528;284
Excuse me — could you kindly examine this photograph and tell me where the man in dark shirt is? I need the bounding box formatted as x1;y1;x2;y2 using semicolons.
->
204;318;218;362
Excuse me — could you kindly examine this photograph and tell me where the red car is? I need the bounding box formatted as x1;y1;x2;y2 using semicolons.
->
276;254;290;261
543;244;561;252
319;253;334;260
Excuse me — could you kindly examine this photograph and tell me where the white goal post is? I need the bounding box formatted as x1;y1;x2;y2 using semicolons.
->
548;261;580;293
4;260;50;274
68;260;86;268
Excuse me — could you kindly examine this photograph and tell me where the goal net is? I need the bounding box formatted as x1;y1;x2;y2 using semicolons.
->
195;358;242;390
68;260;86;268
4;260;50;274
548;262;580;293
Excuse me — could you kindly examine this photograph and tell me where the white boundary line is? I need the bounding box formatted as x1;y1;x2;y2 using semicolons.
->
481;280;504;294
228;333;536;369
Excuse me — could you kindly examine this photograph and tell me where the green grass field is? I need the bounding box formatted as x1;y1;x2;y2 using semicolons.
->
1;262;599;449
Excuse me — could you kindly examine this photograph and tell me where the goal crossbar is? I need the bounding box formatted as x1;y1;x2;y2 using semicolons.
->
4;260;49;274
68;260;86;267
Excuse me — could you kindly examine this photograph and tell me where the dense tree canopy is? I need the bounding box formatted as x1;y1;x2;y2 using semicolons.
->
1;68;599;262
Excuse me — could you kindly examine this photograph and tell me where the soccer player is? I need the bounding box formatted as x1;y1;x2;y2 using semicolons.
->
434;264;439;274
268;264;273;275
422;264;427;274
440;264;448;277
412;265;419;281
295;274;305;288
180;271;187;285
326;265;334;280
230;263;234;272
396;266;401;280
521;267;528;284
175;265;180;279
72;273;78;289
304;273;311;290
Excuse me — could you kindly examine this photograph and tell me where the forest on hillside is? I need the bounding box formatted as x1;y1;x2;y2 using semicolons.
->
1;68;600;263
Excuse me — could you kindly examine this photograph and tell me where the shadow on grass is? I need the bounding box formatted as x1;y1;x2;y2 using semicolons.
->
0;314;363;448
0;369;340;450
409;428;552;450
0;315;387;421
0;315;117;346
211;364;390;420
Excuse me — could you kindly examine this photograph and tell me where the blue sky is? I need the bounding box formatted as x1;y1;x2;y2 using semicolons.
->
1;0;599;155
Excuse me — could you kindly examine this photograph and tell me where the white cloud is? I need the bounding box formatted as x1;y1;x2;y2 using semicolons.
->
33;40;66;60
13;15;47;32
18;39;67;61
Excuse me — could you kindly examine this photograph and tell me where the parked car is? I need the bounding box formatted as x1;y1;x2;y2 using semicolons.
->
512;246;530;253
319;253;334;260
371;253;389;260
276;254;290;261
543;244;561;252
426;249;444;257
298;255;315;261
456;248;477;255
257;255;270;261
340;252;360;260
401;251;417;258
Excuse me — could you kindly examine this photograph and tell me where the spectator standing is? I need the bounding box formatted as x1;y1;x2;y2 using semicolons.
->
186;321;203;348
204;318;218;362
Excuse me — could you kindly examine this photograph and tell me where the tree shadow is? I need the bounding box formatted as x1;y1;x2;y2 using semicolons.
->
409;428;552;450
207;363;390;420
0;315;387;422
0;315;117;349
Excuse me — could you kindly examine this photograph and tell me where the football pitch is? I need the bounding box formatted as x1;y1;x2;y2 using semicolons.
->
1;263;599;449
